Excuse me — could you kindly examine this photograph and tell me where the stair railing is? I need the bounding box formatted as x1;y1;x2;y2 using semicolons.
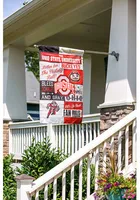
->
16;110;136;200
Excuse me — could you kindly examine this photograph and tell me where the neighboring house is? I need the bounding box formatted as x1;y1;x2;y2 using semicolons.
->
25;71;39;120
3;0;139;199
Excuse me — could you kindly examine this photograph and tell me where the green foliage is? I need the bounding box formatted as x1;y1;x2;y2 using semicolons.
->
3;154;16;200
3;138;95;200
18;138;67;179
25;50;39;80
17;138;95;199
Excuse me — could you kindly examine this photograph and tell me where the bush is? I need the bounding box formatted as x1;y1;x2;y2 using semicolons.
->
4;138;95;200
18;138;67;179
3;154;16;200
18;138;95;199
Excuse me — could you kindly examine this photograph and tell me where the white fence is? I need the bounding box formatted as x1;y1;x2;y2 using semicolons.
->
9;113;100;159
16;110;137;200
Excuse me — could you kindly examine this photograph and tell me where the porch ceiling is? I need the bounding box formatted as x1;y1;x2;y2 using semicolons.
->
36;8;112;51
4;0;112;50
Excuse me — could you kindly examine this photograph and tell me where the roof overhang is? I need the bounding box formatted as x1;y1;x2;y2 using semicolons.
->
4;0;112;48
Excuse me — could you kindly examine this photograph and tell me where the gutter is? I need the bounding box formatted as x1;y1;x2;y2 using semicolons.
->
4;0;51;29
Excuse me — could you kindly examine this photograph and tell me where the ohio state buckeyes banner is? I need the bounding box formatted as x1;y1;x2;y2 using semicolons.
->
39;46;84;124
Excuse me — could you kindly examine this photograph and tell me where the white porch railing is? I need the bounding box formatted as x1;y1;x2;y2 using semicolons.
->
9;113;100;159
16;110;136;200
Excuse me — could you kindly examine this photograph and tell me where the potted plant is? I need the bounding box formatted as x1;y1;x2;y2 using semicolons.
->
93;152;136;200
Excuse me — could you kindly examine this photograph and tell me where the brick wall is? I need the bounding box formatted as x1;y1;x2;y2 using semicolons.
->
3;121;9;156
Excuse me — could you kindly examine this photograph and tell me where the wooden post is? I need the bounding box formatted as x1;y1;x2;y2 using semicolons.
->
16;174;34;200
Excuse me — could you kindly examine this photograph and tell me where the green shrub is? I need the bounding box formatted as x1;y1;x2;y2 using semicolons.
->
17;138;67;178
3;154;16;200
17;138;95;199
3;138;95;200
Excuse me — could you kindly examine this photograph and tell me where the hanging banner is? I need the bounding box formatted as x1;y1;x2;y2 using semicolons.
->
39;46;84;124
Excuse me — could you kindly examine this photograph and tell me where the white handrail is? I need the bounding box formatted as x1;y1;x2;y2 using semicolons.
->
28;110;136;195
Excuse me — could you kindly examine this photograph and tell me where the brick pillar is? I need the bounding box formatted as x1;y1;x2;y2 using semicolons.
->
99;105;134;171
3;121;10;156
100;105;134;133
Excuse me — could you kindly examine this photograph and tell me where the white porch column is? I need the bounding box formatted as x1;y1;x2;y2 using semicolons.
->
83;54;92;114
99;0;136;108
3;45;27;121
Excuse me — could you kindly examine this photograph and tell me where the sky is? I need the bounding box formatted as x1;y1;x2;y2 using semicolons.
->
3;0;30;19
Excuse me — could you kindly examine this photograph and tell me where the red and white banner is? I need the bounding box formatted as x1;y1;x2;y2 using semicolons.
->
39;46;84;124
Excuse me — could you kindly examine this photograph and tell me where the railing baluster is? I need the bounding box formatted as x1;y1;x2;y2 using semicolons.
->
35;190;39;200
59;126;61;149
42;127;44;141
22;129;24;151
75;125;77;152
27;128;29;149
89;123;92;142
21;129;23;153
93;123;96;139
62;172;66;200
68;125;71;155
40;127;42;142
53;178;57;200
72;125;74;154
118;131;122;172
62;126;64;152
87;154;91;198
38;127;40;142
86;124;88;145
42;127;45;141
79;159;83;200
23;129;25;151
29;128;31;147
103;142;106;173
97;122;100;137
55;127;58;150
132;120;136;165
33;127;35;143
38;127;40;143
40;127;43;142
65;126;68;155
79;125;81;149
82;124;84;147
17;129;19;154
45;126;47;138
18;129;20;154
16;130;18;153
12;130;14;153
110;136;114;154
44;184;48;200
17;129;19;153
14;130;16;154
125;125;129;168
35;127;37;144
70;165;74;200
95;147;99;190
43;126;45;139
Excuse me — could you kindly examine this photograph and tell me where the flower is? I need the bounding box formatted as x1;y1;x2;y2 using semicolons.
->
114;181;120;187
94;152;136;199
